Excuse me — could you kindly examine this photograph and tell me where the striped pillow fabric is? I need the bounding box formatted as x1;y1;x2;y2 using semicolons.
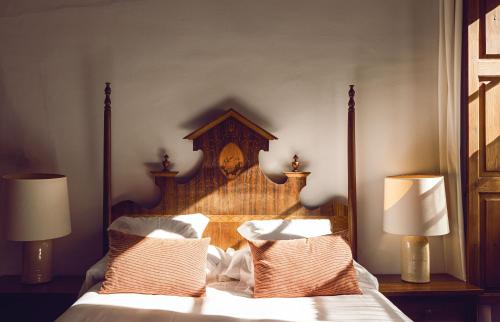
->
99;230;209;296
248;234;362;298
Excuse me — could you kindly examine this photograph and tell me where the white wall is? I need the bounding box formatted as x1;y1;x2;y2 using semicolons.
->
0;0;442;275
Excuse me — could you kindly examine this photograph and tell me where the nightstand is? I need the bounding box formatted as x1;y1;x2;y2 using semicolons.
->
377;274;483;322
0;275;83;322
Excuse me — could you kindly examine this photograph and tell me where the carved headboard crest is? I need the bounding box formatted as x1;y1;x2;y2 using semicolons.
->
183;109;277;179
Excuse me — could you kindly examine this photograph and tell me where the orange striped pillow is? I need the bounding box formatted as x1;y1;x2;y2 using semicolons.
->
99;230;209;296
248;234;362;298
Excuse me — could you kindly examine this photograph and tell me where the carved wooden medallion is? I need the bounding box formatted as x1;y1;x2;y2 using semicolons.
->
218;143;245;179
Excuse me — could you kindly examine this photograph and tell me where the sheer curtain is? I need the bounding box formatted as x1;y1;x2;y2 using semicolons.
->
438;0;466;280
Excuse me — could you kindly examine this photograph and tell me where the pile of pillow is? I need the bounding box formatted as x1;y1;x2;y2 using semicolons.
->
86;215;364;298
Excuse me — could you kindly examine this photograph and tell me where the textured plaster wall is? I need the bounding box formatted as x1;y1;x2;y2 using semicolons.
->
0;0;441;275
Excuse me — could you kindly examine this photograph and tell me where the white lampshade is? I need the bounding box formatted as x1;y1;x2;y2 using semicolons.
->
383;175;449;236
3;173;71;241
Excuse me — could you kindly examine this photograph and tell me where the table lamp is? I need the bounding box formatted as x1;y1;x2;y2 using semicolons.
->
383;175;449;283
2;173;71;284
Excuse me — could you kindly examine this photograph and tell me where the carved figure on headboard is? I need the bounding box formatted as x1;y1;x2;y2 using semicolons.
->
219;143;245;179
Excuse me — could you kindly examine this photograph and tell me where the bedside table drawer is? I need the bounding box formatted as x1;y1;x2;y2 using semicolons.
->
0;276;83;322
389;296;476;322
0;293;77;322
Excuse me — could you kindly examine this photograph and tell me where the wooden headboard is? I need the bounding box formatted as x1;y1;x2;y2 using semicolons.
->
101;84;358;259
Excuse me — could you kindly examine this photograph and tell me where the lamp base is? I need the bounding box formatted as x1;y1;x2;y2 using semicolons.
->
401;236;430;283
22;240;53;284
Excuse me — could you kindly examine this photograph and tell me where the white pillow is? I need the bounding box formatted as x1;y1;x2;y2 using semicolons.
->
79;255;109;296
237;219;332;240
354;261;379;291
108;213;209;239
206;245;233;283
219;247;253;286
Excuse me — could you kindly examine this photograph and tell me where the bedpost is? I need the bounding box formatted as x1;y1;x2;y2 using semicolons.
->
347;85;357;260
103;82;112;255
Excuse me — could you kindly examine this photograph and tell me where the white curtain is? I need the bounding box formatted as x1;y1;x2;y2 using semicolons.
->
438;0;466;280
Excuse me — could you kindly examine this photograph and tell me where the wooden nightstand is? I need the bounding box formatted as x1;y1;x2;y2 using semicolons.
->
377;274;483;322
0;275;83;322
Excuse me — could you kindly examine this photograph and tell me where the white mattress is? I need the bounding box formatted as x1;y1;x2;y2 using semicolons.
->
56;281;411;322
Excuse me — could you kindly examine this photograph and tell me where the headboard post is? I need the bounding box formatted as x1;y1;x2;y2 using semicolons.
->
103;82;112;255
347;85;357;260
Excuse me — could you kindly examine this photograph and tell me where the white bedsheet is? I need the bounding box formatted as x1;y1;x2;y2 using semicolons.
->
57;281;411;322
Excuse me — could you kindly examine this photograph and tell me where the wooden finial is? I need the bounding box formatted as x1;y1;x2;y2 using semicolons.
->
291;154;300;172
162;154;171;171
104;82;111;111
348;85;355;112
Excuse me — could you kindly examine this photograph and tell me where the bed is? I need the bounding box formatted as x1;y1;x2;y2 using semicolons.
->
56;84;411;322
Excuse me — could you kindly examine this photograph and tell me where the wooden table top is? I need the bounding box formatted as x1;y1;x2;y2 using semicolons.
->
0;275;83;294
376;274;483;297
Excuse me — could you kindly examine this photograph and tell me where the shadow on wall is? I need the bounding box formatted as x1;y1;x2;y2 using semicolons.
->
0;65;62;274
179;97;275;133
0;68;32;274
0;54;109;274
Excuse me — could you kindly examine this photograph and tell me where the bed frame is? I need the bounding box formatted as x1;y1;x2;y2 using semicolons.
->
101;84;358;259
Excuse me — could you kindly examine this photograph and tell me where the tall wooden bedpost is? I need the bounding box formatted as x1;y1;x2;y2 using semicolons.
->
348;85;357;260
103;82;112;254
